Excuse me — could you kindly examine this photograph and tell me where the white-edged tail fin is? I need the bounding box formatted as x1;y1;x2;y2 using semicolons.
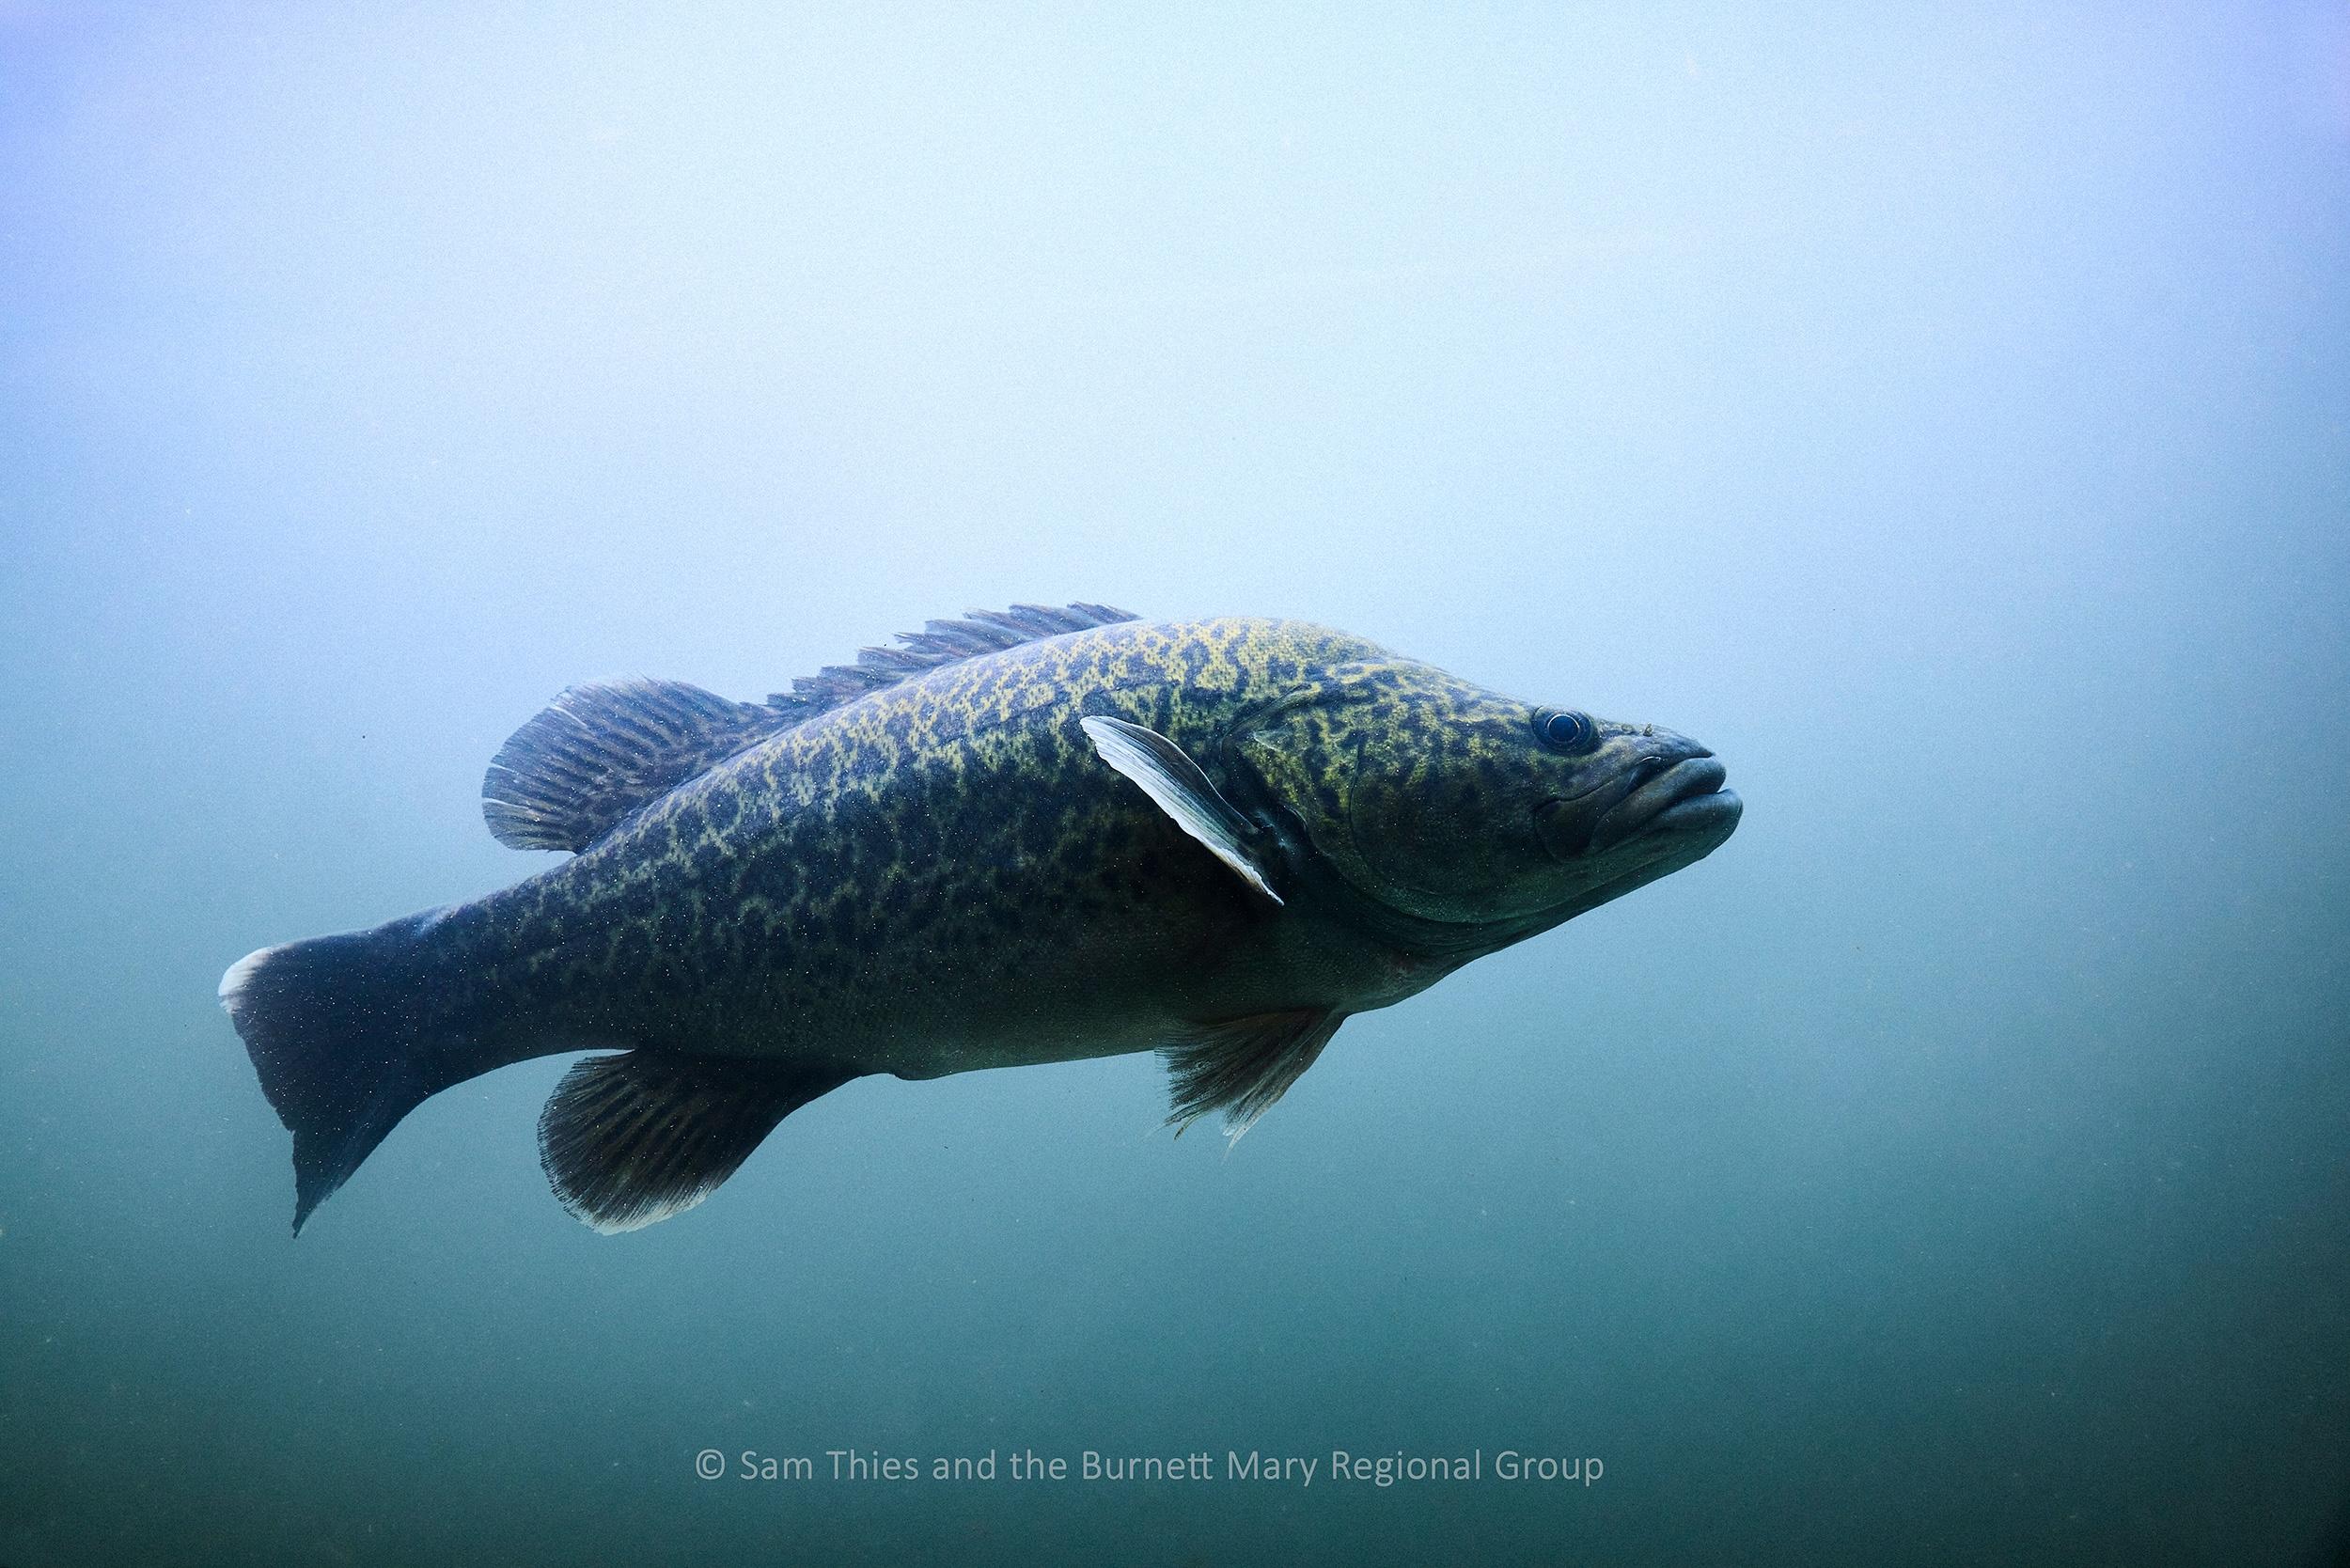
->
218;915;465;1234
217;947;274;1010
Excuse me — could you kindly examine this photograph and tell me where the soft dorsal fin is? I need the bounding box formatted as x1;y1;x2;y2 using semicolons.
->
538;1050;856;1232
487;604;1138;854
482;679;790;853
766;603;1136;716
1161;1010;1344;1141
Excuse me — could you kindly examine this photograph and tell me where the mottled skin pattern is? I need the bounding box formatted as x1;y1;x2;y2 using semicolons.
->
381;613;1737;1118
421;618;1407;1087
227;609;1742;1231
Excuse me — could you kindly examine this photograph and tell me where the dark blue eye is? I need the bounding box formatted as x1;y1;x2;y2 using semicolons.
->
1536;709;1598;754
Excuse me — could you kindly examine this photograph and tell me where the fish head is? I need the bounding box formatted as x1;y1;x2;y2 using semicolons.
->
1232;658;1741;937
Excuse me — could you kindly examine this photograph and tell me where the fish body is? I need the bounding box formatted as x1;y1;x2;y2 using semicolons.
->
453;616;1408;1076
222;606;1741;1233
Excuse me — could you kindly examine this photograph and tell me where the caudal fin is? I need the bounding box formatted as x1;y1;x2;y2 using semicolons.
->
218;917;460;1234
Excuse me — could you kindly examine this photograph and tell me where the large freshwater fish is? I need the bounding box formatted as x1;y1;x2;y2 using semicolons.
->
221;605;1742;1234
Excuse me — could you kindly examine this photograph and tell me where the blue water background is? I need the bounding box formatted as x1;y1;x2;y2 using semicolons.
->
2;6;2346;1563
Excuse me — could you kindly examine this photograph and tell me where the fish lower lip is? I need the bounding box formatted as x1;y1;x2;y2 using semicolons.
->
1587;758;1731;852
1645;787;1742;840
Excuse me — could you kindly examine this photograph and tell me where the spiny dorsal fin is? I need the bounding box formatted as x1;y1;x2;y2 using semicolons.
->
765;603;1137;716
539;1050;856;1232
488;604;1138;854
1161;1010;1343;1142
482;678;789;853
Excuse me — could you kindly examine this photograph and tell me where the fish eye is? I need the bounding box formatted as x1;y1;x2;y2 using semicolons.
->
1534;708;1599;755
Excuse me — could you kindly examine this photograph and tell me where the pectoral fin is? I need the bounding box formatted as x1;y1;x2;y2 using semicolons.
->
1160;1010;1343;1141
1079;715;1281;904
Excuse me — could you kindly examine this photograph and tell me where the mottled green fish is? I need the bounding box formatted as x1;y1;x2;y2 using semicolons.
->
221;605;1742;1234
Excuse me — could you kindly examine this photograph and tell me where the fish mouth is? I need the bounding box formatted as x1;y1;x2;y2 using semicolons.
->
1538;757;1740;859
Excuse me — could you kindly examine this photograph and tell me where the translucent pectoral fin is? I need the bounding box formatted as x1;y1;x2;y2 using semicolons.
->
1079;714;1282;904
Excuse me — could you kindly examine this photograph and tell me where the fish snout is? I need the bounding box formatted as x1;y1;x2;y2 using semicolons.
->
1535;734;1736;861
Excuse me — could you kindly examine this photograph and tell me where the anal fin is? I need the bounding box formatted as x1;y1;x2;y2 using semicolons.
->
538;1051;854;1232
1161;1010;1343;1142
